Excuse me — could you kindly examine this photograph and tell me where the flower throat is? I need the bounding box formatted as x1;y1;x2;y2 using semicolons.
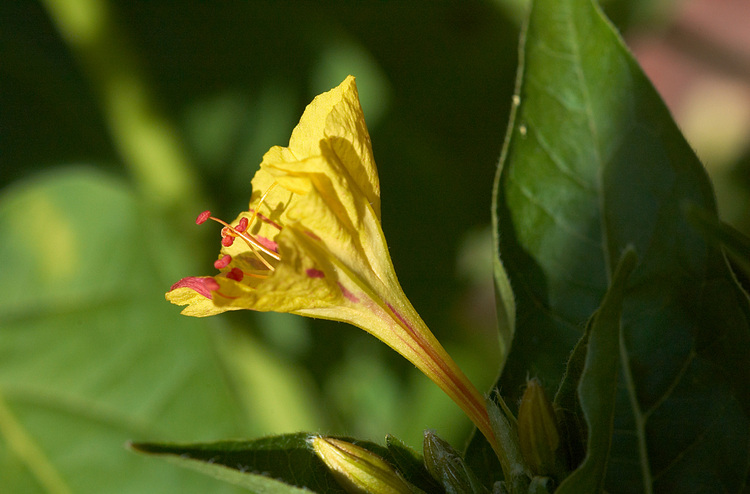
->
196;182;281;283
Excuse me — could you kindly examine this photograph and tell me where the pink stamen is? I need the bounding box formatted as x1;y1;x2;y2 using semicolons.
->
235;217;249;233
196;210;211;225
227;267;244;281
248;209;282;230
221;235;235;247
214;255;232;269
306;268;325;278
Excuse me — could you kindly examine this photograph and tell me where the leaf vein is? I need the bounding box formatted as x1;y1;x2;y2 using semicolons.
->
527;76;586;115
524;114;596;191
507;170;600;248
619;328;654;493
642;349;696;420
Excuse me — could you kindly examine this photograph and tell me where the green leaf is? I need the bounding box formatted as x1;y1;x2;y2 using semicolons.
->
492;239;517;374
130;433;344;493
132;453;310;494
0;169;317;493
492;0;750;491
552;315;589;471
683;202;750;278
556;248;636;492
131;433;414;494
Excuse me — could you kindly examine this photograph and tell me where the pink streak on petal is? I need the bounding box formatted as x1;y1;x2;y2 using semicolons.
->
338;282;360;303
306;268;325;278
248;209;282;230
386;303;414;332
304;231;321;241
256;236;278;253
170;276;220;299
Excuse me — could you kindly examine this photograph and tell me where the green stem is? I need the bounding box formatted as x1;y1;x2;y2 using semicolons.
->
41;0;202;214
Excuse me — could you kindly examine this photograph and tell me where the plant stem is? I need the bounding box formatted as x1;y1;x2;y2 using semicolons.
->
41;0;203;215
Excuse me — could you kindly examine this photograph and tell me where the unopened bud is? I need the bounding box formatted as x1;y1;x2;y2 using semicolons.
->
423;430;488;494
517;378;561;476
310;436;416;494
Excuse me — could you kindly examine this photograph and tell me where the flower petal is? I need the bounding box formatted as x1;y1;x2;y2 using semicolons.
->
287;76;380;219
166;277;226;317
210;227;345;313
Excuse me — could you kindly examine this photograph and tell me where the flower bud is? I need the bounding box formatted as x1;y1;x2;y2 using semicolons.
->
423;430;488;494
310;436;417;494
517;378;561;476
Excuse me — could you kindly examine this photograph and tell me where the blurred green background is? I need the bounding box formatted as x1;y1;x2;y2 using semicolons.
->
1;0;749;492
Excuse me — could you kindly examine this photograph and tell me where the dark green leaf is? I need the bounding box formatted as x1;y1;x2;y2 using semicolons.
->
492;0;750;491
131;433;353;493
131;433;422;493
556;248;636;492
552;315;589;471
684;202;750;278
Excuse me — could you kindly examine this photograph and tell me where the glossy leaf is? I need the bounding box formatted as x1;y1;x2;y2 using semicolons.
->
492;0;750;491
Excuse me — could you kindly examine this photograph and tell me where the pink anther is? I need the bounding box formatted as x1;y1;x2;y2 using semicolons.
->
214;255;232;269
235;217;249;233
306;268;325;278
221;235;235;247
227;267;244;282
196;210;211;225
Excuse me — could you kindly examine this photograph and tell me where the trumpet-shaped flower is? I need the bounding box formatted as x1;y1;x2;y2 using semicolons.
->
167;76;498;453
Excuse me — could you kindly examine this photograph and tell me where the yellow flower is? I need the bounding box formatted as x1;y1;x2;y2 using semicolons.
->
167;76;498;453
